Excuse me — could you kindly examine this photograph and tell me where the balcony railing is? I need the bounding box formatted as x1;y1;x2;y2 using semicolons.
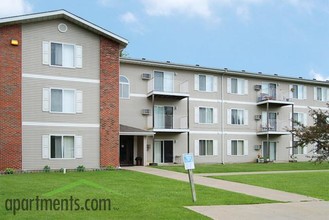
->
256;119;291;135
147;115;188;132
147;78;189;98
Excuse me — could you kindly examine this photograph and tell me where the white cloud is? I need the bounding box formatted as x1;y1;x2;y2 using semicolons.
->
120;12;138;24
120;11;145;35
310;69;329;81
0;0;32;17
141;0;219;22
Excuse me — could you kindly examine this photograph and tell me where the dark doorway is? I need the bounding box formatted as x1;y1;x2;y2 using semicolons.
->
120;136;134;166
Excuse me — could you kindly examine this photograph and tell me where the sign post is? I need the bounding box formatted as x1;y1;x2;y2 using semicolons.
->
183;153;196;202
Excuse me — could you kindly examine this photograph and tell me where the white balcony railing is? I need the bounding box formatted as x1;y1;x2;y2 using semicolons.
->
147;115;188;131
147;78;189;95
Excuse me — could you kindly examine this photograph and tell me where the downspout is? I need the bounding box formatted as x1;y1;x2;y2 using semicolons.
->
221;69;227;164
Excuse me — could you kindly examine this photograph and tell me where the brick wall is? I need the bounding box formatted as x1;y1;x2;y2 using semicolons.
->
99;36;120;167
0;24;22;170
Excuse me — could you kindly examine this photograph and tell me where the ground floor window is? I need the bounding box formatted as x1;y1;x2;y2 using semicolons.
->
227;139;248;156
199;140;213;156
154;140;173;163
50;135;74;158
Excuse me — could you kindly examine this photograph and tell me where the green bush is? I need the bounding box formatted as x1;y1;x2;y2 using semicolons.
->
77;165;85;172
43;165;50;172
4;168;14;174
106;165;115;171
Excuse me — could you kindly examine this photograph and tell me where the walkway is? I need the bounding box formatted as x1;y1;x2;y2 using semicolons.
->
123;166;329;220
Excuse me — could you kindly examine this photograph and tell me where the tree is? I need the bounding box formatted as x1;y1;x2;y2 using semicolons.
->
291;104;329;162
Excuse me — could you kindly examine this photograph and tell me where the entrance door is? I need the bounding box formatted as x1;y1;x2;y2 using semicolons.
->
154;140;173;163
263;141;276;161
120;136;134;166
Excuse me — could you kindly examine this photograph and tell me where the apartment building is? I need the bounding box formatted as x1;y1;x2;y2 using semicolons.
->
0;10;128;170
119;58;329;165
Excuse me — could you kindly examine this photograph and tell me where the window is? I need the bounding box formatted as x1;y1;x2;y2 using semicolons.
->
154;140;173;163
154;71;174;92
199;107;213;124
293;112;307;127
195;139;218;156
292;141;307;155
42;41;82;68
290;84;306;99
227;109;248;125
119;75;130;99
314;87;328;101
227;78;248;95
260;83;276;100
195;74;217;92
227;140;248;156
42;135;82;159
154;106;173;129
42;88;82;113
199;140;213;156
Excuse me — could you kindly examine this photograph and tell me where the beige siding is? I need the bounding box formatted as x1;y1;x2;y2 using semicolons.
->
22;127;99;170
22;19;100;79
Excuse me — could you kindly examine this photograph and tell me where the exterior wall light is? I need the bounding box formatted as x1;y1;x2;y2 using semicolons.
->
11;39;19;46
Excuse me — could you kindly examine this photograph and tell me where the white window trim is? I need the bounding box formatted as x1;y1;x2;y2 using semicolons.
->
195;106;218;124
119;75;130;99
195;74;217;92
227;77;248;95
43;88;83;114
42;41;82;69
194;139;218;156
42;134;82;159
314;87;329;102
290;84;307;100
227;139;248;156
227;108;248;125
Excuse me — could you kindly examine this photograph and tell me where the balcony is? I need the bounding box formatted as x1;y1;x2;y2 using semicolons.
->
147;78;189;99
256;119;291;136
256;91;293;107
147;114;189;133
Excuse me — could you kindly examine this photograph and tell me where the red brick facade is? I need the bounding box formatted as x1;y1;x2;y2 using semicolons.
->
0;24;22;170
99;36;120;167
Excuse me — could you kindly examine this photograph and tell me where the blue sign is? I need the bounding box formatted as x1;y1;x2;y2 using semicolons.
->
183;153;195;170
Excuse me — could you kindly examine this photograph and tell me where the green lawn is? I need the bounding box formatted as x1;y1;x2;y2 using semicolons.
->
0;170;273;219
213;172;329;201
155;162;329;173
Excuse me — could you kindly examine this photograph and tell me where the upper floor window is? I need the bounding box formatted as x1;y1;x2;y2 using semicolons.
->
42;88;83;114
290;84;307;99
154;71;174;92
119;75;130;99
227;109;248;125
227;140;248;156
42;41;82;68
195;74;217;92
195;107;217;124
293;112;307;127
194;139;218;156
314;87;329;101
227;78;248;95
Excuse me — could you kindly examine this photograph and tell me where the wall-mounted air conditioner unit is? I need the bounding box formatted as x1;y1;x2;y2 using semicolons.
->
254;85;261;91
254;145;262;150
141;73;151;80
254;115;262;120
141;109;151;115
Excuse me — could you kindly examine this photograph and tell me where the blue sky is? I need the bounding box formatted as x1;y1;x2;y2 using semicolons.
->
1;0;329;80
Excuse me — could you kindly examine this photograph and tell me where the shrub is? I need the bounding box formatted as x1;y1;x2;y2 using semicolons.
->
43;165;51;172
4;168;14;174
77;165;85;172
106;165;115;171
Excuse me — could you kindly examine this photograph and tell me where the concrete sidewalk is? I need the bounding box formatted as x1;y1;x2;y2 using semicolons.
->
123;166;328;220
123;166;319;202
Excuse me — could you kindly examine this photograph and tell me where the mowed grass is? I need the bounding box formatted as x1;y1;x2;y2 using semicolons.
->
0;170;274;219
213;172;329;201
155;162;329;173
